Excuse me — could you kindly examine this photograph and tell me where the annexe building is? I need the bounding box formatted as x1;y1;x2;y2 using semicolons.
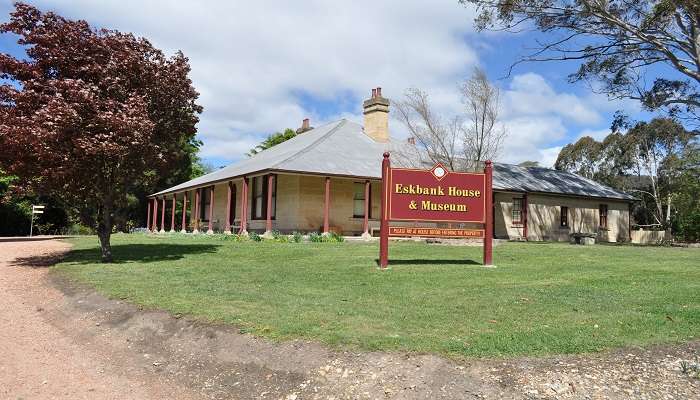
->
148;88;634;242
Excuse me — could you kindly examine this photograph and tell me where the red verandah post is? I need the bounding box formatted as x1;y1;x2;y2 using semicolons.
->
483;160;493;266
379;152;390;269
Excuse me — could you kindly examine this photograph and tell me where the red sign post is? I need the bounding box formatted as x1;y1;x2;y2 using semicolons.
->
379;152;493;268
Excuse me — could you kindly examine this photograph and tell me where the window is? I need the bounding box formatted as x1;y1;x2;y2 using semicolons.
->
599;204;608;229
252;175;276;220
353;182;370;218
512;198;523;224
560;206;568;227
200;187;211;221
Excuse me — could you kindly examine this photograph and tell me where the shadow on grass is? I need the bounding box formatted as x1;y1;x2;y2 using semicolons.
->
376;258;481;267
58;243;222;265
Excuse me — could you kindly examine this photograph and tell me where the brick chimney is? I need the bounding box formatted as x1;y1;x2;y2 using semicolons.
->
407;137;415;145
363;87;390;142
296;118;312;134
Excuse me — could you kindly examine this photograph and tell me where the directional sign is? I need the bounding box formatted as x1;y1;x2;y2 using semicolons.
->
33;205;45;209
32;210;44;214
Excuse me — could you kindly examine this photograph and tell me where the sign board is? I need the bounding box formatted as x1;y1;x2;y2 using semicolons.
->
389;164;485;223
378;154;493;268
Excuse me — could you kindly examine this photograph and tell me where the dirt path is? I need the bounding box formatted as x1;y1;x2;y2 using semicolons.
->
1;238;698;399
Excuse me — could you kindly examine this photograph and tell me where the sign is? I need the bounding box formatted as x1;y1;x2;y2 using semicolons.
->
29;204;45;237
388;227;484;238
389;164;485;223
379;153;494;268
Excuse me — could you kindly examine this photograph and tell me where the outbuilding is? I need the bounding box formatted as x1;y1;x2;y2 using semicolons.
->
148;88;634;242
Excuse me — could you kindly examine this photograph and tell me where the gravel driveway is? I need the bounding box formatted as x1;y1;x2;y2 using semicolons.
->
1;237;698;399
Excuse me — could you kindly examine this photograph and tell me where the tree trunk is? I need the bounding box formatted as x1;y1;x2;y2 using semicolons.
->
97;228;113;263
97;195;114;263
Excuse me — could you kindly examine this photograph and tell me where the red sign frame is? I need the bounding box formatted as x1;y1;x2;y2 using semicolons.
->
379;153;494;268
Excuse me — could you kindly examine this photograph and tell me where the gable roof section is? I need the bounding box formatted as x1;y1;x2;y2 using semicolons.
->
492;163;635;200
153;119;387;196
153;119;634;201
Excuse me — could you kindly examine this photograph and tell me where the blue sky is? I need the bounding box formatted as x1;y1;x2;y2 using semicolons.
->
0;1;652;168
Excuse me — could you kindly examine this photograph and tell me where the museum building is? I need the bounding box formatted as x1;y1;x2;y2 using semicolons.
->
148;88;635;242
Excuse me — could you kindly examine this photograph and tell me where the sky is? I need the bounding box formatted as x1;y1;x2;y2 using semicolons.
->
0;0;650;168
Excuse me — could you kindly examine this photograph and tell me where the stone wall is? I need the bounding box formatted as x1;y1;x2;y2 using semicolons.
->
495;192;630;242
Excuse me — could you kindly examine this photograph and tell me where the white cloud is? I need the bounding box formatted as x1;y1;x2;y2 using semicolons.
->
25;0;479;165
503;73;601;124
499;116;567;166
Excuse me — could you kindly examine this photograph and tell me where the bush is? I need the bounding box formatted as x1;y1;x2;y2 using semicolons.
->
62;223;94;235
676;208;700;242
291;231;303;243
249;232;262;242
308;231;344;243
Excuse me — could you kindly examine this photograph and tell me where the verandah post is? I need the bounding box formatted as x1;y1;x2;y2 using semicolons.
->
323;176;330;234
207;186;215;234
239;177;248;235
362;179;371;239
160;197;166;233
170;194;176;233
152;197;158;232
146;199;151;232
193;189;200;233
264;174;274;236
483;160;493;266
181;191;188;233
379;152;390;269
225;182;232;234
523;192;528;240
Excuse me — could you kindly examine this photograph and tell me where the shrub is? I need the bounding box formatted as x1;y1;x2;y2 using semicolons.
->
62;223;94;235
249;232;262;242
291;231;303;243
308;232;322;242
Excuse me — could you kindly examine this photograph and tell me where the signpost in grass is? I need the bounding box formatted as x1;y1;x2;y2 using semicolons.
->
379;153;493;268
30;205;45;237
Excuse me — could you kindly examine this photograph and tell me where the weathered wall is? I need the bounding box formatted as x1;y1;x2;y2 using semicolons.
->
197;174;382;235
631;229;669;244
495;192;630;242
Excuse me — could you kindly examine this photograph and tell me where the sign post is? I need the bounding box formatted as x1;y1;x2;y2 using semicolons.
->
379;152;390;268
30;205;45;237
378;154;493;268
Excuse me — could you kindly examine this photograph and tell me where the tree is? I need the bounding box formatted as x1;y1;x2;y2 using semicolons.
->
555;117;698;235
393;67;507;171
0;3;202;261
461;67;507;168
247;128;297;157
518;161;540;168
462;0;700;123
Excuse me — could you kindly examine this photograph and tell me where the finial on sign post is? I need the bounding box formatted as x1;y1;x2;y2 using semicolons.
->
383;152;390;159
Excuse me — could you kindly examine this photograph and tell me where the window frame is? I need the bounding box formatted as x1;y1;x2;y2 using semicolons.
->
352;182;371;218
560;206;569;228
599;204;608;229
251;174;277;220
199;186;212;221
512;198;523;225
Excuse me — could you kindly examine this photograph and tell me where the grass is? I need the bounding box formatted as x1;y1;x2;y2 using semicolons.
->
53;233;700;358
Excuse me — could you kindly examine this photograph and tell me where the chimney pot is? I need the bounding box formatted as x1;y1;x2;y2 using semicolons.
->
371;88;377;98
407;137;415;145
302;118;309;130
376;87;382;97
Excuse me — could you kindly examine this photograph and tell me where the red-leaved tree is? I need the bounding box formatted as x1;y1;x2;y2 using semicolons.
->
0;3;202;261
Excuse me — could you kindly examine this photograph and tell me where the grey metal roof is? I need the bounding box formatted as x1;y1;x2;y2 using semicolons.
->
492;163;635;201
153;119;634;201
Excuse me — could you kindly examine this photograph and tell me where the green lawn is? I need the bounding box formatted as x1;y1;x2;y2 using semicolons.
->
54;234;700;358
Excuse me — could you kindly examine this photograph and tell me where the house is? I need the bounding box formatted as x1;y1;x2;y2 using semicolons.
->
147;88;634;242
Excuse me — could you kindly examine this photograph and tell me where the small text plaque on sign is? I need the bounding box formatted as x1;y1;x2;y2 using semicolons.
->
388;227;484;238
389;164;486;223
